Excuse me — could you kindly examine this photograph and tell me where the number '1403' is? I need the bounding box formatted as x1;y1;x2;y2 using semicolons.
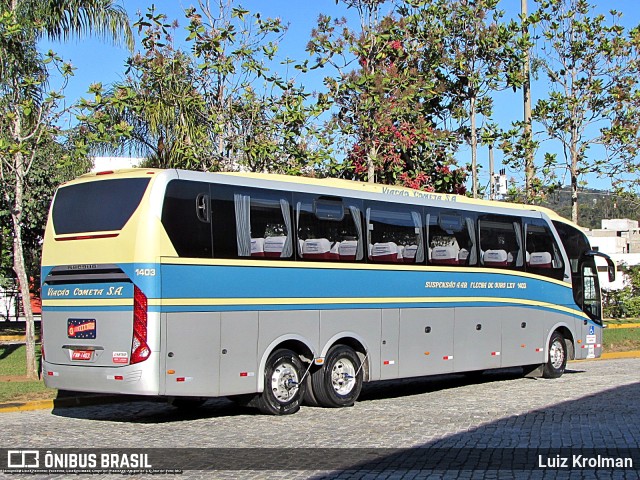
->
135;268;156;276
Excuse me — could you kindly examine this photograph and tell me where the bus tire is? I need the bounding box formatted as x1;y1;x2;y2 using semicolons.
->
542;332;567;379
303;368;322;407
311;345;363;408
256;348;305;415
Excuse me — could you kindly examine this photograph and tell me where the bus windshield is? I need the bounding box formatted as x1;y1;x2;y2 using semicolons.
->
553;220;602;323
52;178;150;234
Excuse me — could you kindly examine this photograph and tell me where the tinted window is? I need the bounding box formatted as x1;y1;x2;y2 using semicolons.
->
524;219;564;280
427;210;477;266
297;195;364;262
366;203;425;264
478;215;524;269
162;180;212;258
212;185;293;260
52;178;150;234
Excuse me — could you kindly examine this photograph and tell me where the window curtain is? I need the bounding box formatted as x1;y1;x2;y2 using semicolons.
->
234;193;251;257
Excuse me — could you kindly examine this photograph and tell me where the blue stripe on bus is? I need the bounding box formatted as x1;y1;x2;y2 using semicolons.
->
158;263;578;308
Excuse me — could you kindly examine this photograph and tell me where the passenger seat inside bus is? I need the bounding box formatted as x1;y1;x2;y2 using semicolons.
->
482;249;509;267
370;242;401;262
251;238;265;257
430;245;459;265
302;238;339;260
264;236;288;258
528;251;552;268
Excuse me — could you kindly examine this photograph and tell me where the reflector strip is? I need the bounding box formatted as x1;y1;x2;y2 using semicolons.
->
55;233;119;241
491;351;501;356
535;348;544;352
240;372;255;377
47;371;59;377
443;355;453;360
383;360;395;365
107;375;124;380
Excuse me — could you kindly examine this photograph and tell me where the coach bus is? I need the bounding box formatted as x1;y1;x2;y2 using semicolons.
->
41;169;614;414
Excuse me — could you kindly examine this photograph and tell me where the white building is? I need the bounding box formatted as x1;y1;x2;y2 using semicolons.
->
91;156;144;173
585;219;640;290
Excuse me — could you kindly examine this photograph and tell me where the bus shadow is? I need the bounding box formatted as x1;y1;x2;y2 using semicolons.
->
51;395;261;423
358;366;585;403
50;367;577;423
305;380;640;476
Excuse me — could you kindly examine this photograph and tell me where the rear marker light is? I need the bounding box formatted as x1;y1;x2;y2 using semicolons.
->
130;285;150;364
55;233;119;241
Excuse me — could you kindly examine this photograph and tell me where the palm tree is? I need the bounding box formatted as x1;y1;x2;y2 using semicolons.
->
0;0;133;379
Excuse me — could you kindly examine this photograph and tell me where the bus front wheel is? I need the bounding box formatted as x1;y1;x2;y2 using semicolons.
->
542;332;567;379
311;345;363;408
256;348;306;415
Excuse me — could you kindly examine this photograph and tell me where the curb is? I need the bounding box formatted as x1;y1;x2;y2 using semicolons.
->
605;323;640;329
600;350;640;359
0;394;148;413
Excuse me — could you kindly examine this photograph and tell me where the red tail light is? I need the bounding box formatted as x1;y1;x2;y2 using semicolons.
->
131;285;150;364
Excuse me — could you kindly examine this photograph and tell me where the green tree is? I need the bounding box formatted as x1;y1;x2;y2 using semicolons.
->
308;1;468;192
531;0;640;223
0;0;132;379
437;0;527;198
80;4;329;174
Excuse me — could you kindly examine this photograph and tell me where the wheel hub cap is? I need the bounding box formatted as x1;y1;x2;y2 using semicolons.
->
331;358;356;395
271;362;299;403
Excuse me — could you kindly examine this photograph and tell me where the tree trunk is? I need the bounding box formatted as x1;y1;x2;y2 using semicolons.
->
570;130;579;224
10;151;38;380
470;95;478;198
367;144;376;183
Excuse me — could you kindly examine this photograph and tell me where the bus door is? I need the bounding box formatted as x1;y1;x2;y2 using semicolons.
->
578;251;615;358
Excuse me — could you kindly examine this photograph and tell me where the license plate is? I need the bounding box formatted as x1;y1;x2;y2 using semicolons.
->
71;350;93;361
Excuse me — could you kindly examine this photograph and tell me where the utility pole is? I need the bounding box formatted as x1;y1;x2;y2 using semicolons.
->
489;144;495;200
522;0;533;203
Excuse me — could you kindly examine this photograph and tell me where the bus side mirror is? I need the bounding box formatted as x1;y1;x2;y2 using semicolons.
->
584;250;616;283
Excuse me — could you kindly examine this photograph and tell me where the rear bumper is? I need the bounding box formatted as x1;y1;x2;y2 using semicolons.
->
42;355;160;396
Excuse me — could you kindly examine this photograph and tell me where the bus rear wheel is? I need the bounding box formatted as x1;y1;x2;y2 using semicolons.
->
542;332;567;379
311;345;363;408
256;348;305;415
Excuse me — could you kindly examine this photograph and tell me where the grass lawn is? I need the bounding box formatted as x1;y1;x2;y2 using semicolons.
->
0;344;56;403
602;326;640;353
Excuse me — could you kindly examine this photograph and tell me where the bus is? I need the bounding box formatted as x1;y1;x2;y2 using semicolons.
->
41;168;615;415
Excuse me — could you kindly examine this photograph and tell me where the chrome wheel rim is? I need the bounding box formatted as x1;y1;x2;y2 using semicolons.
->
549;339;565;370
270;361;299;403
331;357;356;395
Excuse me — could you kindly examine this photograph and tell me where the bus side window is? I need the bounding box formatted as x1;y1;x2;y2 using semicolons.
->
478;216;524;270
366;204;425;264
162;180;213;258
524;219;565;280
212;186;293;260
296;196;364;262
427;210;477;267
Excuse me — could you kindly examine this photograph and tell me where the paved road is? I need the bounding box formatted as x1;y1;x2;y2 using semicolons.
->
2;358;640;479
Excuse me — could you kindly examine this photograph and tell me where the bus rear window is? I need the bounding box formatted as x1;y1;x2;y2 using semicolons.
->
52;178;150;234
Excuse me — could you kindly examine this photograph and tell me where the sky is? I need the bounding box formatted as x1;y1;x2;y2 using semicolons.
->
41;0;640;195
